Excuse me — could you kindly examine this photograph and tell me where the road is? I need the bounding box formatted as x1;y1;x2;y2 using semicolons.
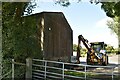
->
80;54;120;65
79;54;120;75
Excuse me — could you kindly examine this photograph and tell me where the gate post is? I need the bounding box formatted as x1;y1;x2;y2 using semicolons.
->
26;58;32;80
62;63;64;80
12;59;14;80
112;67;114;80
85;65;86;80
44;61;47;79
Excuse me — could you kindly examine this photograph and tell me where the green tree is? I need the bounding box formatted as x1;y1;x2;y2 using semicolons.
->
80;48;87;57
105;45;114;53
100;1;120;52
55;0;71;7
2;2;43;79
100;2;120;37
73;44;78;51
2;2;42;61
107;17;118;36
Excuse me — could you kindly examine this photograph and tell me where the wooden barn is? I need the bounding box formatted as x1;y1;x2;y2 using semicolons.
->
28;12;73;62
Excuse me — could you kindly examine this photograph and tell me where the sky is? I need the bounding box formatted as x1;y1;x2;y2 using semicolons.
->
32;0;118;48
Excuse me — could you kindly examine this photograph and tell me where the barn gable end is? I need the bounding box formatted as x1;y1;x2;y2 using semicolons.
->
27;12;73;62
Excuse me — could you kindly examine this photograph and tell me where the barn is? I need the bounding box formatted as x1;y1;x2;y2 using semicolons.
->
28;12;73;62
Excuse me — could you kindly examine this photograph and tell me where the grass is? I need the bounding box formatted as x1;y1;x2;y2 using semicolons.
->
64;70;119;80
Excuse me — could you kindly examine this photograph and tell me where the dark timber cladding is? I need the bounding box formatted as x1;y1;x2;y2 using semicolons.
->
37;12;73;62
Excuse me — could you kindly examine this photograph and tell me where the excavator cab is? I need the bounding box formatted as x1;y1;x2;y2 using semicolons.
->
87;42;108;65
90;42;106;53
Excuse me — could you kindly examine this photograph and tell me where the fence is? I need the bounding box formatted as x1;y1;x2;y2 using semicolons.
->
1;58;31;80
1;59;12;80
1;58;119;80
32;59;118;80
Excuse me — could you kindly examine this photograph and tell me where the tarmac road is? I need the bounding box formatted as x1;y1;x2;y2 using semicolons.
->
79;54;120;75
80;54;120;65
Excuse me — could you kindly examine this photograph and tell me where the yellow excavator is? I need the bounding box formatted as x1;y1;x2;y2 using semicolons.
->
76;35;108;65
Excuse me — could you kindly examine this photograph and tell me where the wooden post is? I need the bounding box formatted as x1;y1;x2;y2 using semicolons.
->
12;59;14;80
26;58;32;80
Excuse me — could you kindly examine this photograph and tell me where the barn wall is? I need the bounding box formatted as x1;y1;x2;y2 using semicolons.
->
23;12;72;62
41;12;73;62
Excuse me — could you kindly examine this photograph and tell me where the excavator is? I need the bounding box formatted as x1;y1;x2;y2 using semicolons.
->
76;35;108;65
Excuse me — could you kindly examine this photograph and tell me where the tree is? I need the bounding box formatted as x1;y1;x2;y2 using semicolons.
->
2;2;42;61
73;44;78;51
80;48;87;57
100;2;120;37
107;17;119;36
55;0;71;7
105;44;114;53
2;2;43;78
100;1;120;52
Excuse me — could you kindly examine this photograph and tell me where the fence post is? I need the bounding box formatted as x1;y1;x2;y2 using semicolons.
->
12;59;14;80
26;58;32;80
62;63;64;80
112;67;114;80
44;61;47;79
85;65;86;80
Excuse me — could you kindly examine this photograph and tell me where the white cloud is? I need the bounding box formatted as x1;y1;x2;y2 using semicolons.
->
89;33;118;48
93;17;118;48
95;17;113;28
73;17;118;48
74;33;118;48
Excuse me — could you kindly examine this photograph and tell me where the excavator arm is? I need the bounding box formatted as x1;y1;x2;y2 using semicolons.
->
78;35;91;52
76;35;108;65
76;35;95;64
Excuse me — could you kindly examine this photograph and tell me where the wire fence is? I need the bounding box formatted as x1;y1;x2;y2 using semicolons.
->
1;59;12;80
1;59;26;80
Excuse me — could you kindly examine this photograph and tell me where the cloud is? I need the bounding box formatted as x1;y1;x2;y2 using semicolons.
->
95;17;113;28
89;33;118;48
87;17;118;48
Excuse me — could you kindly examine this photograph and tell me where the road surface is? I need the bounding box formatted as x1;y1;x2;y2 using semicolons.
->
80;54;120;65
79;54;120;75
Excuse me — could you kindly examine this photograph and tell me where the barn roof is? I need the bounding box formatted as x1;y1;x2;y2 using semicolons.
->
24;11;73;31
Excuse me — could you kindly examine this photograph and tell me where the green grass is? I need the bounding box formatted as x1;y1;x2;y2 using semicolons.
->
65;71;85;76
64;71;119;80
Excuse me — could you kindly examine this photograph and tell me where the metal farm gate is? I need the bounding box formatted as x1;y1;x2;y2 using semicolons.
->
1;58;119;80
32;59;118;80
